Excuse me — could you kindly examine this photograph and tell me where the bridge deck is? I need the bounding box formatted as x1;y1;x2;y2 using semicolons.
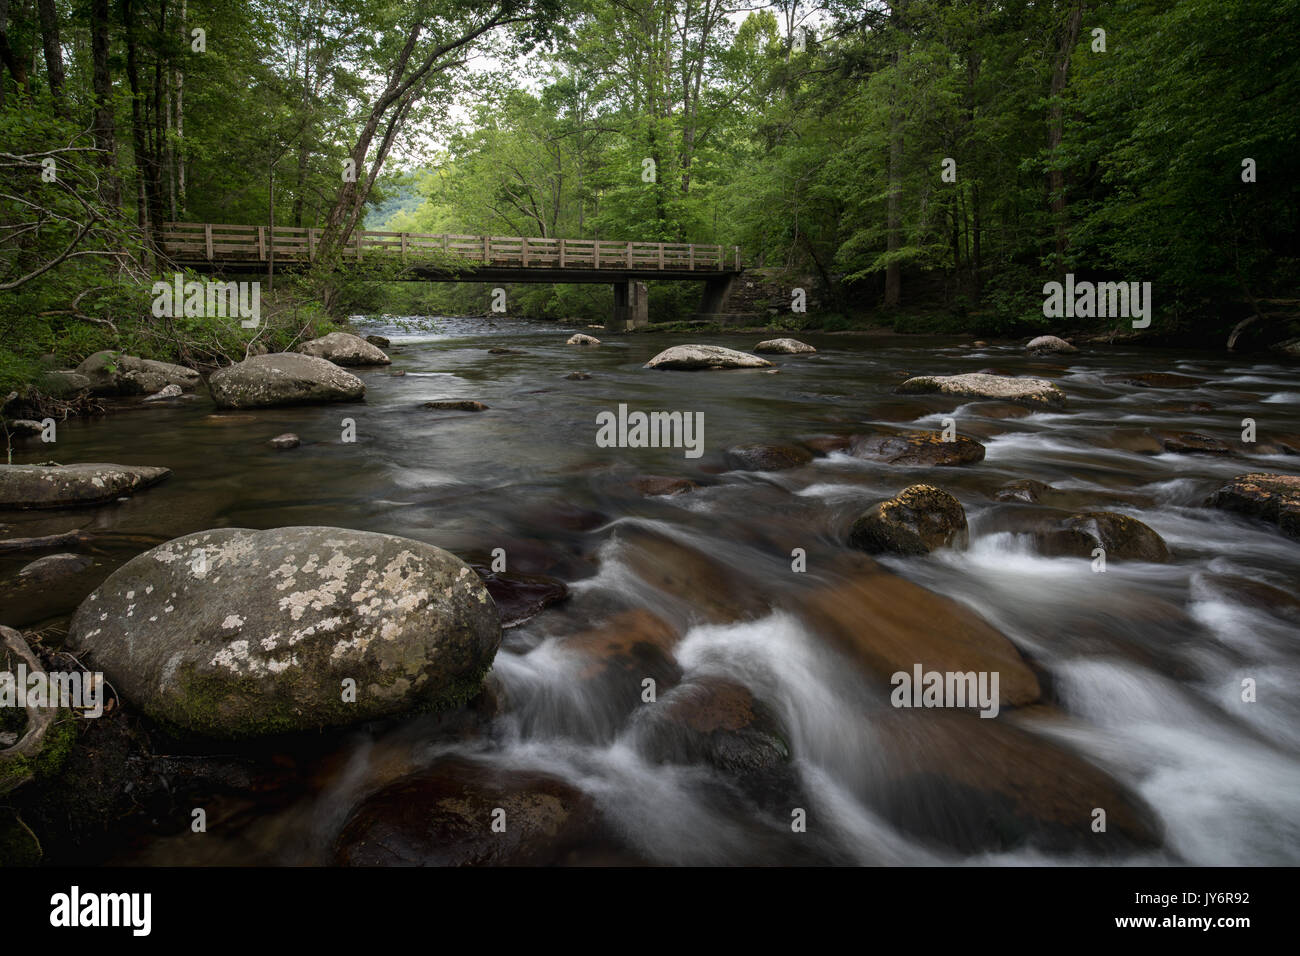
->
159;223;741;280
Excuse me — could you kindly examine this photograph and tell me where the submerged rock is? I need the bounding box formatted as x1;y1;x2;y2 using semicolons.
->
1037;511;1170;562
632;476;699;496
897;373;1066;410
724;443;813;471
1153;430;1232;455
1025;335;1076;353
142;383;184;402
364;335;391;348
334;757;598;866
17;552;93;585
565;371;592;381
1103;372;1206;389
467;562;569;628
68;526;501;737
847;484;968;556
422;400;489;412
801;435;853;457
1206;473;1300;540
851;432;986;467
208;353;365;409
0;463;171;510
566;333;601;346
645;344;772;370
297;331;391;366
994;478;1054;504
753;338;816;354
268;433;299;450
75;351;200;396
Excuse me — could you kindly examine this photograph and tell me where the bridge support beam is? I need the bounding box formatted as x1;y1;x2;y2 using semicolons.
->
608;279;649;332
697;274;735;318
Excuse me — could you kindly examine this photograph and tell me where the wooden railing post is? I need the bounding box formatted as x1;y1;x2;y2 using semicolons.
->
257;226;266;260
689;244;694;271
308;228;315;261
559;238;566;268
401;232;409;262
356;231;363;260
522;236;529;267
483;235;489;263
658;243;664;269
204;223;213;260
626;241;632;268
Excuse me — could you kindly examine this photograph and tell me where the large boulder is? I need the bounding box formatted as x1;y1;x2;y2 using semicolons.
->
1025;335;1076;353
68;527;501;737
75;351;200;396
0;462;171;510
1036;511;1171;562
566;333;600;346
1206;473;1300;540
38;370;92;396
333;757;599;866
297;332;390;366
851;432;986;467
645;344;773;370
897;373;1066;410
847;484;968;555
753;338;816;354
208;353;365;409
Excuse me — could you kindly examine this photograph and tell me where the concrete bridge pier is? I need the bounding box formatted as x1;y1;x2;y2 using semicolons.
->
696;274;736;318
608;279;649;332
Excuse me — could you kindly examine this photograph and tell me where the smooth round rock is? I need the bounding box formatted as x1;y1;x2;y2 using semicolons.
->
209;353;365;409
297;332;391;366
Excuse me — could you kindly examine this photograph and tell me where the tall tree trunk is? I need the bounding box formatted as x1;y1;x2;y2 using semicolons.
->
884;75;904;307
36;0;64;113
91;0;117;204
175;0;185;215
1048;0;1085;271
0;0;30;101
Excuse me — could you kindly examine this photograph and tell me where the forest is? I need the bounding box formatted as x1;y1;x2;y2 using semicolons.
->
2;0;1298;394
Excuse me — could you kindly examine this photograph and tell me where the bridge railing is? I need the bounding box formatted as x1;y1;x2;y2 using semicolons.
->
158;223;741;271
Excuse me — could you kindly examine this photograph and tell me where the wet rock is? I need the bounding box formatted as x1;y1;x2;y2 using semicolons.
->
968;402;1032;420
1103;372;1206;389
388;370;406;377
615;528;765;623
1037;512;1170;562
724;443;813;471
897;373;1066;410
422;400;489;412
209;353;365;409
566;333;600;346
798;555;1040;708
487;347;523;355
468;562;568;628
37;370;91;396
268;433;299;450
562;609;683;704
1100;428;1165;454
565;371;592;381
870;709;1160;856
364;335;390;348
1194;573;1300;625
801;435;853;456
971;340;988;348
632;476;699;496
753;337;816;354
1206;473;1300;540
851;432;986;467
994;479;1053;504
0;463;171;510
846;484;968;556
630;677;791;780
17;552;92;585
142;383;183;402
68;526;501;737
297;332;391;366
1025;335;1076;353
645;344;773;370
75;351;200;397
1153;430;1232;455
333;757;598;866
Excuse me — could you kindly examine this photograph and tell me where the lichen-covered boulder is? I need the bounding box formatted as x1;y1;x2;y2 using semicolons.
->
753;338;816;354
897;373;1066;410
1025;335;1076;353
0;463;171;510
1206;473;1300;540
75;351;200;396
645;344;773;370
297;332;390;366
847;484;968;555
68;527;501;737
851;432;986;466
208;353;365;409
566;333;601;346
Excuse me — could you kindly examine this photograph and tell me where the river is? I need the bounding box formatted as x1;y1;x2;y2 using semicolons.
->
4;317;1299;866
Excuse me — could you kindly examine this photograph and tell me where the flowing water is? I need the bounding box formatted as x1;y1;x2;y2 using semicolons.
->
4;318;1299;865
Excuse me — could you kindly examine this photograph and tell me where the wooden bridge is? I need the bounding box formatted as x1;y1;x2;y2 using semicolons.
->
159;223;743;329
